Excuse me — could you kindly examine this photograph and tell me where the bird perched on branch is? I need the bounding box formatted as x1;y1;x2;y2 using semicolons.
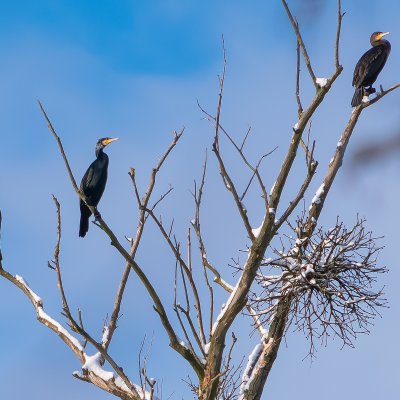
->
79;137;119;237
351;32;391;107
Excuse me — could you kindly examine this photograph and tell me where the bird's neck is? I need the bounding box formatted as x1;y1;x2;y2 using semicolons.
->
373;39;389;47
96;147;104;158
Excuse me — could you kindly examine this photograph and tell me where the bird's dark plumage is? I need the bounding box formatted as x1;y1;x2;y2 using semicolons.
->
351;32;391;107
79;137;118;237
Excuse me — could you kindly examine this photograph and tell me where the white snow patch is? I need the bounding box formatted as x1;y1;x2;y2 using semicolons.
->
114;376;131;392
239;343;262;395
268;208;275;214
269;181;276;196
116;377;156;400
14;274;84;352
83;353;114;381
293;122;299;131
101;324;110;346
295;237;306;246
211;278;241;335
301;264;315;280
204;342;211;354
252;225;262;238
252;215;266;238
316;77;328;87
179;341;188;349
310;183;325;207
362;95;369;103
82;353;156;399
15;275;42;304
37;307;84;351
345;296;366;305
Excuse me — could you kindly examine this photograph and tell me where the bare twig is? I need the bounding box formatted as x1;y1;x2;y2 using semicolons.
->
198;102;274;213
255;218;387;354
282;1;317;86
210;38;255;240
276;145;318;229
38;100;80;192
106;129;184;350
49;196;139;396
295;40;303;117
39;108;203;379
174;262;204;359
146;208;207;349
335;0;345;70
364;83;400;107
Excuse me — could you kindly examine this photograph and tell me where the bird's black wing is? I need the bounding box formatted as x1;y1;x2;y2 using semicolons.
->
80;161;96;195
352;46;388;87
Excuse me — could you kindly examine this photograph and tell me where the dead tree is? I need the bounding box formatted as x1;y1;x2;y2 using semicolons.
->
0;1;396;399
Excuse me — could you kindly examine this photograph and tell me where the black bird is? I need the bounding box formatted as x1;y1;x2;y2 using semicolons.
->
79;137;119;237
351;32;391;107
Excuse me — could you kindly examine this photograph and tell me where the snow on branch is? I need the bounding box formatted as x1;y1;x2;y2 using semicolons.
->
211;281;240;336
239;343;262;396
0;266;157;400
310;183;325;209
253;217;387;356
3;271;84;355
77;352;157;400
315;77;329;88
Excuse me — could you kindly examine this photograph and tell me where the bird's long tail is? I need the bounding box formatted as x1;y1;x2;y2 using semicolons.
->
351;87;364;107
79;201;92;237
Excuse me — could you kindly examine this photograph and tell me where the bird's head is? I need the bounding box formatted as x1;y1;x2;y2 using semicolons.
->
95;137;119;153
370;31;390;45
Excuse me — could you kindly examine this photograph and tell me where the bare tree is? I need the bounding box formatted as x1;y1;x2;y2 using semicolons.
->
0;1;397;399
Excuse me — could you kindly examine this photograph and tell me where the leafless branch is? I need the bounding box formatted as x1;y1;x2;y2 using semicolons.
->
197;102;274;215
138;337;157;400
145;207;207;351
282;0;317;87
39;108;203;379
295;40;303;117
0;211;148;399
38;100;80;193
209;38;255;240
364;83;400;107
255;217;387;356
174;262;204;359
107;129;184;350
49;196;140;396
335;0;345;70
276;141;318;229
5;3;397;400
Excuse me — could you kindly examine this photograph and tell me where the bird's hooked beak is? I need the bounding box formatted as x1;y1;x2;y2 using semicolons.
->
103;137;119;146
378;32;390;39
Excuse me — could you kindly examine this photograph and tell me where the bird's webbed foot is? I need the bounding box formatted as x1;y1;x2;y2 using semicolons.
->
94;209;102;220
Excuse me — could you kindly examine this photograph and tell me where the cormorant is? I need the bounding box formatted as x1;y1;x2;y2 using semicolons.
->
351;32;391;107
79;137;119;237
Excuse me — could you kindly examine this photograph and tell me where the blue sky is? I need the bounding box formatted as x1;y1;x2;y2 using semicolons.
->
1;1;399;399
